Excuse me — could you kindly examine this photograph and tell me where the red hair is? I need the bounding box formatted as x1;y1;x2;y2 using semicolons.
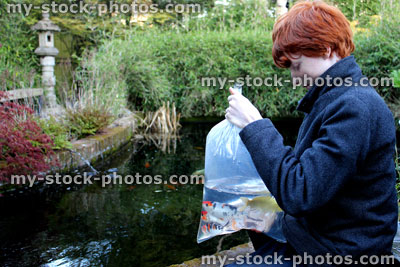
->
272;0;355;68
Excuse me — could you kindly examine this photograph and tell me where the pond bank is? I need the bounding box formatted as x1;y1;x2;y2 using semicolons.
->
54;114;136;172
173;219;400;266
169;242;254;267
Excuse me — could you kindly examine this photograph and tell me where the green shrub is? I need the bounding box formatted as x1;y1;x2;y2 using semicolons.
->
352;1;400;99
329;0;381;25
350;1;400;130
87;28;306;119
35;116;73;150
186;0;275;31
0;4;40;91
354;33;400;100
80;0;399;120
391;70;400;89
65;105;114;139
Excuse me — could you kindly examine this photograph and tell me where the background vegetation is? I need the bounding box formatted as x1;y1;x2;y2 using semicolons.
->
0;0;399;188
72;0;399;121
1;0;398;119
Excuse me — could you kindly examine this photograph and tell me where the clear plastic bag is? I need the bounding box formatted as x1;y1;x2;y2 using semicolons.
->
197;86;286;244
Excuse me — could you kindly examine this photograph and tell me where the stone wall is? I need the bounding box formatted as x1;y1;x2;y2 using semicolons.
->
54;115;136;172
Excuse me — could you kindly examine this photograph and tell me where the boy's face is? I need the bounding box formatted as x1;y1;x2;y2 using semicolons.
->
285;52;341;89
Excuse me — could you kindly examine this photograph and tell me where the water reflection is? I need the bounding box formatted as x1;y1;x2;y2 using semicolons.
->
0;120;301;267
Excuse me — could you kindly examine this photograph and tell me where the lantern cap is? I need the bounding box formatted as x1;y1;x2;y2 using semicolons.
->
31;12;60;32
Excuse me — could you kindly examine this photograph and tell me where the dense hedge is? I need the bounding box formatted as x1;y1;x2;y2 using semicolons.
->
92;28;306;118
85;2;400;119
352;16;400;100
0;9;40;90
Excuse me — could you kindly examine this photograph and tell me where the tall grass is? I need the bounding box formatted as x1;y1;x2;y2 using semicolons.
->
62;49;128;118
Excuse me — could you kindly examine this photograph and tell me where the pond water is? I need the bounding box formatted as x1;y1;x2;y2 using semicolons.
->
0;118;328;267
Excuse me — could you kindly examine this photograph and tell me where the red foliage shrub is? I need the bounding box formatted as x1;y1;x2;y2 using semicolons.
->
0;91;58;183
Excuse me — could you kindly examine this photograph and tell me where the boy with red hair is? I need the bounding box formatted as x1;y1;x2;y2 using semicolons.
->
225;0;398;266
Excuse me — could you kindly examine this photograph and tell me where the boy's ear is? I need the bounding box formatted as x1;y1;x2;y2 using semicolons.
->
324;47;332;59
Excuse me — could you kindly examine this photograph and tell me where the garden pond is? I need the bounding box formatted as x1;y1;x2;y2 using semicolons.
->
1;119;399;266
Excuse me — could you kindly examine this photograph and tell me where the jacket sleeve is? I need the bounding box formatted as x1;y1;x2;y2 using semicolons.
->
239;97;371;217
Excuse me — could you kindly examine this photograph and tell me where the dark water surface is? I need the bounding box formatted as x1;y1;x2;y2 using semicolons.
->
0;119;301;267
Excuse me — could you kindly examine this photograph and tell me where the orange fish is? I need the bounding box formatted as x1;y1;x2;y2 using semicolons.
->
144;162;151;168
202;201;213;207
232;219;239;230
127;185;136;191
201;222;223;234
196;178;204;185
165;184;176;190
201;210;208;220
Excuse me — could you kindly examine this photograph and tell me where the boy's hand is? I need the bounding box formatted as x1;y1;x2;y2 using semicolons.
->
225;87;263;128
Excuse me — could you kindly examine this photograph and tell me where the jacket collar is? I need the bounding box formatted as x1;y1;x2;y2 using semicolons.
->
296;55;364;113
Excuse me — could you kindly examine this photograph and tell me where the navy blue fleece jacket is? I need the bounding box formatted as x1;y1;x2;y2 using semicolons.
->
239;56;398;259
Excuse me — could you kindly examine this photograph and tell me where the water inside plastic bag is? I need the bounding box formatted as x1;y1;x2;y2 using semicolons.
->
197;179;286;243
197;111;286;243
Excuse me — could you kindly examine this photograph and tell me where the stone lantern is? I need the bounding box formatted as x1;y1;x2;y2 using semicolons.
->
31;12;63;116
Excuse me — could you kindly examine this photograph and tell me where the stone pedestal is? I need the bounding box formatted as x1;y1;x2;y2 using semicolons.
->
31;12;64;118
40;56;57;109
